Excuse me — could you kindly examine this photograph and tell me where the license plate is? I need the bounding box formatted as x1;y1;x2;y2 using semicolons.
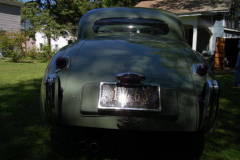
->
98;82;161;111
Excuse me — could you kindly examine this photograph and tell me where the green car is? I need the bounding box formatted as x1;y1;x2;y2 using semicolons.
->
40;7;219;153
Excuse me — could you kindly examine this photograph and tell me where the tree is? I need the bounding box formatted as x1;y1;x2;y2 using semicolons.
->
52;0;101;36
222;0;240;29
101;0;140;7
21;0;62;60
21;0;63;47
21;0;101;45
21;1;41;39
234;0;240;29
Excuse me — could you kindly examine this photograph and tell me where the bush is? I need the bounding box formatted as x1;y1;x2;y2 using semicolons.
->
26;47;38;59
12;50;24;62
24;45;56;62
37;44;56;62
0;30;25;62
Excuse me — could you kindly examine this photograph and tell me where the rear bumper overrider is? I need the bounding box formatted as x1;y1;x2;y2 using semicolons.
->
199;80;219;132
43;74;62;125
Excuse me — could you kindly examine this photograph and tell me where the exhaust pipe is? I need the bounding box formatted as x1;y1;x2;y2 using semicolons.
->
78;141;88;152
89;142;99;153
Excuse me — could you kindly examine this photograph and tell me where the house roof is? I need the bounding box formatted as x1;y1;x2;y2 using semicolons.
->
135;0;231;15
0;0;24;7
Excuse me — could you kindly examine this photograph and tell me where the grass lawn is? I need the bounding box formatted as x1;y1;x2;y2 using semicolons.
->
0;59;239;159
200;73;240;160
0;60;50;159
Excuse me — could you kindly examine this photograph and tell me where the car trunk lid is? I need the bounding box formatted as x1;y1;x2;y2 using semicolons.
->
62;37;196;130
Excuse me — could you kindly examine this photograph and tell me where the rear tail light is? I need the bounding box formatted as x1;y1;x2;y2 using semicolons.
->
56;57;67;68
197;64;208;76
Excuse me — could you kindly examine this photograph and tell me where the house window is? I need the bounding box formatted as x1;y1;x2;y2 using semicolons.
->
54;35;59;40
40;43;43;50
55;44;58;50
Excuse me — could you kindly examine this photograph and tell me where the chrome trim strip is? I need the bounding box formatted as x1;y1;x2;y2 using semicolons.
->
200;80;213;129
208;80;220;131
192;64;198;75
44;74;61;125
200;79;220;132
44;74;56;85
116;72;146;81
213;80;219;91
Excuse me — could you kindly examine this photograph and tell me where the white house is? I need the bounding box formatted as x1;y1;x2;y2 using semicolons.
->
136;0;240;69
35;32;75;51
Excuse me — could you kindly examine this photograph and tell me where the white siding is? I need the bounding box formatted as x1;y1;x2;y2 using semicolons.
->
35;32;74;51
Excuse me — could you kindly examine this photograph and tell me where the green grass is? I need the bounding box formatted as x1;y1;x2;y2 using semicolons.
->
200;73;240;160
0;59;239;159
0;60;51;159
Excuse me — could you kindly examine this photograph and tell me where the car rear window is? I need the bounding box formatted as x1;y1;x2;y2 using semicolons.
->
93;18;170;35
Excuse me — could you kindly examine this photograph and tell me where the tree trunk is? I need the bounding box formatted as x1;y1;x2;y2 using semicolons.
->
233;0;239;29
47;35;51;46
24;21;27;53
47;0;51;47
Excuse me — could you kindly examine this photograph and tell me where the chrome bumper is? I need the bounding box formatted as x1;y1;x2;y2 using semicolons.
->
200;80;219;132
43;74;62;125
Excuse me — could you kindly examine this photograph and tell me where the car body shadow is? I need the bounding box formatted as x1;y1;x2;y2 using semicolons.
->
49;126;204;160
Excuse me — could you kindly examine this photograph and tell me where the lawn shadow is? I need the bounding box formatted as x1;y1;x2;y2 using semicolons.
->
201;73;240;158
0;77;49;159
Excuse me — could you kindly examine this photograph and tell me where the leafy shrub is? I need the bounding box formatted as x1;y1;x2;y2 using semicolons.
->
12;50;24;62
0;30;25;62
26;47;38;59
24;44;56;62
38;44;56;62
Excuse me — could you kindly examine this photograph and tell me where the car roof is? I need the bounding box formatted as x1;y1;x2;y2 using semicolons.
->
77;7;185;42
